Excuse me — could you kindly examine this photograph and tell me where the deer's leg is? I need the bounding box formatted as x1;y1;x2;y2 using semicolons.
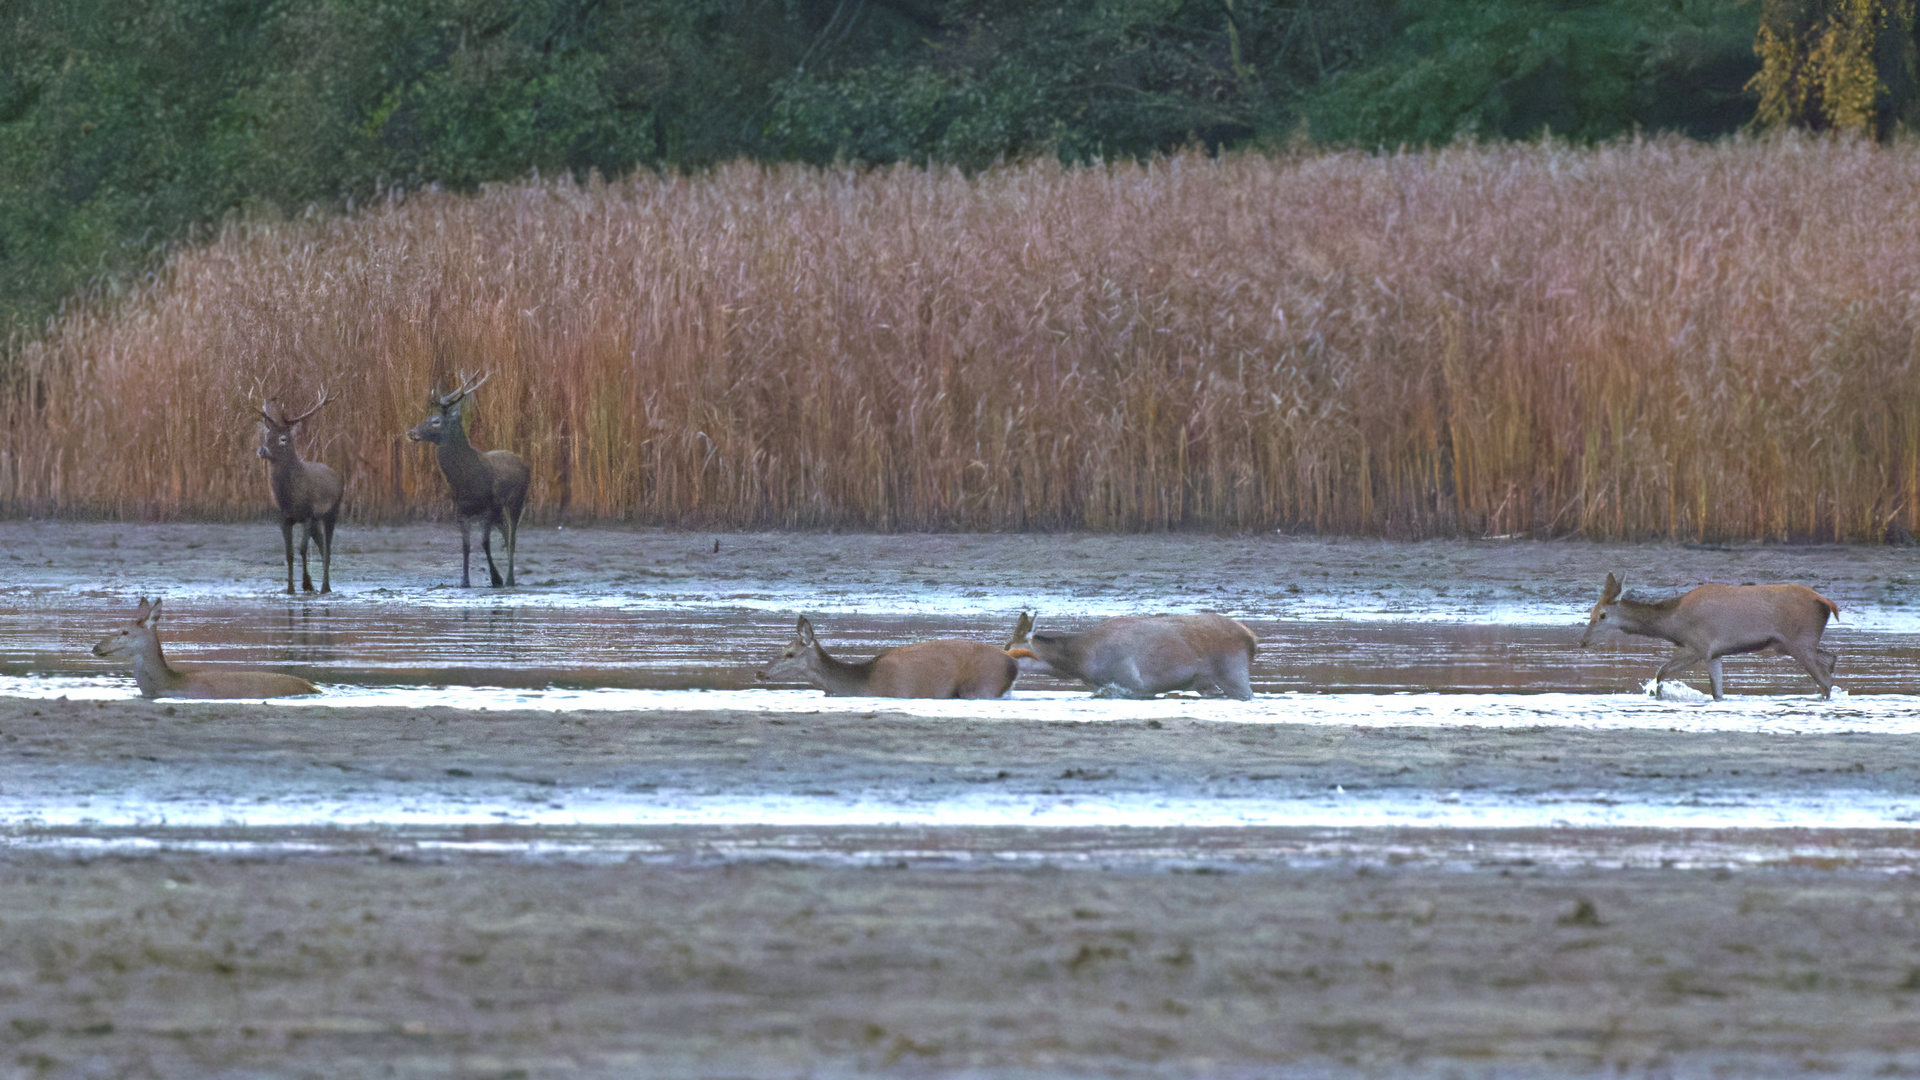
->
297;522;315;592
502;510;518;587
480;515;503;587
280;520;297;595
1787;643;1835;699
1655;645;1707;696
458;516;473;588
1214;652;1255;701
318;514;335;593
1707;657;1725;701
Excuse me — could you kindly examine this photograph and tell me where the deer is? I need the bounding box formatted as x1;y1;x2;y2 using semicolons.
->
91;598;319;699
406;372;530;587
758;616;1017;698
1005;611;1259;699
1580;572;1839;700
258;389;342;594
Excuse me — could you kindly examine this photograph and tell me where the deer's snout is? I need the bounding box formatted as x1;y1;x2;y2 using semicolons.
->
256;445;271;459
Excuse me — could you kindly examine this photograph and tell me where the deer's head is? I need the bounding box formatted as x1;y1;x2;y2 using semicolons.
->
758;616;823;682
1580;572;1624;647
93;597;161;659
407;373;490;445
257;390;329;462
1003;610;1055;675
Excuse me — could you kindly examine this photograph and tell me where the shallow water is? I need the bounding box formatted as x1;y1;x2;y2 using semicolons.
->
6;523;1920;867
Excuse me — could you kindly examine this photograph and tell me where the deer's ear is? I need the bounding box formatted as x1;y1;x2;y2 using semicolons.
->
796;616;815;645
142;598;163;625
1601;573;1622;601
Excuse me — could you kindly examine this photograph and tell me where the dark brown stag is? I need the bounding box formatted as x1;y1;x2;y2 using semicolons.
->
258;390;342;594
407;373;530;587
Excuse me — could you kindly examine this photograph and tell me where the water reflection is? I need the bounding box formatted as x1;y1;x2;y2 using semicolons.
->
8;596;1915;696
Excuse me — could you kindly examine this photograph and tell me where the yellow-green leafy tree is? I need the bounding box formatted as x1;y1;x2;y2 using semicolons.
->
1750;0;1918;134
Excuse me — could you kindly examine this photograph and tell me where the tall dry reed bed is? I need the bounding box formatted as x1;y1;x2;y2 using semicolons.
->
6;138;1920;540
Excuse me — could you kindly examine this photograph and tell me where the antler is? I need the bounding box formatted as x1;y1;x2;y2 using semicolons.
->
437;371;492;407
281;386;330;427
260;399;283;426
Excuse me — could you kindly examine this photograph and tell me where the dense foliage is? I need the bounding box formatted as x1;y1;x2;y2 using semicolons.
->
0;0;1765;346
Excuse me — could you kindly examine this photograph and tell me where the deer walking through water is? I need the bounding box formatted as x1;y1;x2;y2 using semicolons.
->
92;598;319;699
759;616;1017;698
1006;611;1258;699
258;390;342;594
407;373;530;587
1580;573;1839;700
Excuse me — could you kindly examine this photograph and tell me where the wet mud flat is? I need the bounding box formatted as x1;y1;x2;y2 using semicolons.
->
7;849;1920;1080
4;697;1920;1078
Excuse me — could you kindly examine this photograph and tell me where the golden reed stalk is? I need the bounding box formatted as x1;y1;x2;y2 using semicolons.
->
5;136;1920;540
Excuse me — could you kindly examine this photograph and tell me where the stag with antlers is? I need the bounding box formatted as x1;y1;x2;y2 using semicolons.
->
258;389;342;594
407;373;530;587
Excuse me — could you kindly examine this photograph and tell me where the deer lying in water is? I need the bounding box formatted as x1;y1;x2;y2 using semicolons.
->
407;373;530;587
91;598;319;699
759;616;1017;698
258;390;342;594
1580;572;1839;700
1006;611;1258;699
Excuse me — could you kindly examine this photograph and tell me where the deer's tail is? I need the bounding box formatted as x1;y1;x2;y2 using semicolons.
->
1817;593;1840;620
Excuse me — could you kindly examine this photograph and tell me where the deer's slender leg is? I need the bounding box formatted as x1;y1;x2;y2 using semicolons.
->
458;516;474;588
1214;651;1254;701
502;511;518;587
480;514;503;587
280;521;297;595
1707;657;1725;700
297;524;315;592
1655;644;1707;696
1786;644;1835;699
1816;646;1837;678
318;514;335;594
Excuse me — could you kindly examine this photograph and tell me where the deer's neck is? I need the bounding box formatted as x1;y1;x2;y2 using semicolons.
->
128;633;186;698
267;455;304;505
434;434;494;502
806;646;880;696
1611;597;1683;643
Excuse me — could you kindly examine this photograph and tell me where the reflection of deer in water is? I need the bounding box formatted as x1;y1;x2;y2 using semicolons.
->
1005;611;1258;699
406;373;530;587
759;616;1016;698
1580;573;1839;700
92;598;319;699
258;389;342;594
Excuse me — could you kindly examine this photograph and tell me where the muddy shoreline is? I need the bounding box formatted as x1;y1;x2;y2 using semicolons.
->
6;525;1920;1076
5;846;1919;1078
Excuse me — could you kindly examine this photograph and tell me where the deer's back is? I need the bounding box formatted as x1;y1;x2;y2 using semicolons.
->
869;640;1016;698
1077;614;1256;668
172;668;320;699
1675;583;1837;642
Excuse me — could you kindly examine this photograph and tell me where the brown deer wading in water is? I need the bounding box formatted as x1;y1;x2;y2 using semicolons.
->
258;390;342;594
1006;611;1258;699
407;373;530;587
758;616;1017;698
1580;573;1839;700
92;598;319;699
